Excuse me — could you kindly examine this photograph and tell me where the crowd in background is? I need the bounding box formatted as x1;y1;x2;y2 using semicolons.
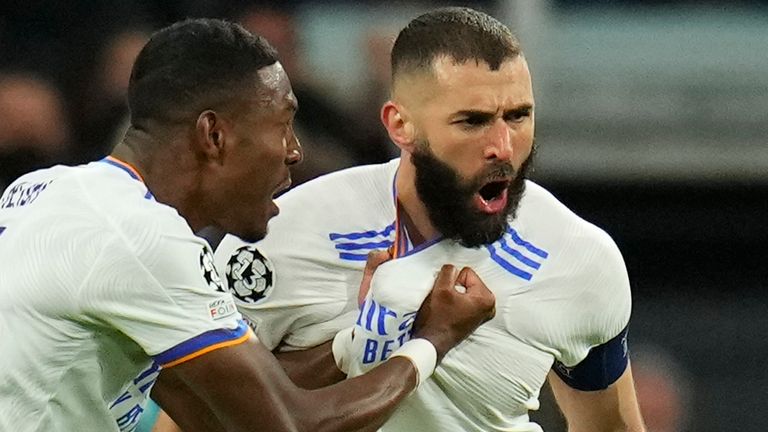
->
1;0;487;189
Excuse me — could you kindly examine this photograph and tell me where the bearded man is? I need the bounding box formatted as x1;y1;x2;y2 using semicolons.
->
214;7;645;432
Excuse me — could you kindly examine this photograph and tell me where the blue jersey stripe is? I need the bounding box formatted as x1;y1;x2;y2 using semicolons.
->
507;227;549;258
334;240;393;251
339;252;370;261
486;244;533;281
153;320;249;366
498;239;542;269
329;223;395;241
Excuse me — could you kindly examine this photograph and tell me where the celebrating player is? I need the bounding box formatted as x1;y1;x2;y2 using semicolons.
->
216;7;646;432
0;18;496;432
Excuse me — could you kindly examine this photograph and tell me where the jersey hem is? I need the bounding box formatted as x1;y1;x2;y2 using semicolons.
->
154;320;251;368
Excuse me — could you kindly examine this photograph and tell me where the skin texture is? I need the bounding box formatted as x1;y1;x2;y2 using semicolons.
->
112;60;496;432
115;62;301;242
382;55;535;243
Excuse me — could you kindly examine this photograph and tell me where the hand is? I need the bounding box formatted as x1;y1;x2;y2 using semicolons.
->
412;265;496;361
358;250;392;306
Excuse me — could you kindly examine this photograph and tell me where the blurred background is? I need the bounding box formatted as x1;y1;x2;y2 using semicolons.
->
1;0;766;430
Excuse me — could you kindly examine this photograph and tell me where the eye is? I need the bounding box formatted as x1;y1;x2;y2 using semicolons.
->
464;115;487;126
455;114;493;130
504;108;532;123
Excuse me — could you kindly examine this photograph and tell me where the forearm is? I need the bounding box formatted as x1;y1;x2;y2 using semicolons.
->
297;357;417;432
274;340;346;389
171;338;419;432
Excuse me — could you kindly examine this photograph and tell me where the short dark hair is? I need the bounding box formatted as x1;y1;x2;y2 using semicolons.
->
127;18;278;125
391;7;521;80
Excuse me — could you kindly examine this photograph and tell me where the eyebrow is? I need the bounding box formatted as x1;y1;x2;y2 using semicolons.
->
452;104;534;119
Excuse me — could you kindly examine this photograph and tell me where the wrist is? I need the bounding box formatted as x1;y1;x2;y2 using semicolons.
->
411;331;451;362
390;338;438;388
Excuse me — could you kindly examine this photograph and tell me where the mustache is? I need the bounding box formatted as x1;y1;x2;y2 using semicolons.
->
468;162;516;190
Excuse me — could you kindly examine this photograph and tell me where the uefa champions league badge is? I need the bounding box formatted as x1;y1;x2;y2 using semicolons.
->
199;245;224;292
225;245;275;304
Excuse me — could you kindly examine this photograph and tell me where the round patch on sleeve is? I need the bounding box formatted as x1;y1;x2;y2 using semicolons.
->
199;245;224;292
225;245;275;303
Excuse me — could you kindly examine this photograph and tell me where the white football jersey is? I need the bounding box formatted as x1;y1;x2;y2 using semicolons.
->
0;158;247;432
216;159;631;431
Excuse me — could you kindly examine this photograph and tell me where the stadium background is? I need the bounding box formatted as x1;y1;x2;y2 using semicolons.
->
1;1;766;431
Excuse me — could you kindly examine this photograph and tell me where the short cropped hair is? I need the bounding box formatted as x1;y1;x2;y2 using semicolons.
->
391;7;521;80
128;18;278;125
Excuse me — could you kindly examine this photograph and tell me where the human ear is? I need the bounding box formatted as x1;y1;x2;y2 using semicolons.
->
195;110;227;162
380;101;416;153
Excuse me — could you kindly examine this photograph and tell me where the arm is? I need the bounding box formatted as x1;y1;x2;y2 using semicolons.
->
271;250;391;390
150;343;347;432
154;264;494;432
151;369;225;432
152;410;183;432
548;365;646;432
546;229;643;431
273;340;346;389
157;336;416;432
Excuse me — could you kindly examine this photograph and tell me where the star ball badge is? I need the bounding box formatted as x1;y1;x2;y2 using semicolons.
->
199;245;224;292
225;245;275;303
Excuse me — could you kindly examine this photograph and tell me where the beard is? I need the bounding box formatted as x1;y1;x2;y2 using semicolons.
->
411;140;535;248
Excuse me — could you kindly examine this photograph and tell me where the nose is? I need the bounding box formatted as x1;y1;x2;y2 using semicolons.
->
483;119;513;162
285;129;303;166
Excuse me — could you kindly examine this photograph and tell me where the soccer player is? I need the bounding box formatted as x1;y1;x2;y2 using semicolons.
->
215;7;646;432
0;18;496;432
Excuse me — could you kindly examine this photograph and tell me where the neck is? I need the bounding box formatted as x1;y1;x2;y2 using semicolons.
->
396;153;439;246
112;127;207;232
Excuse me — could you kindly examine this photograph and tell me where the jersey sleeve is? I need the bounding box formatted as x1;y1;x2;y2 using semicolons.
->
504;223;633;391
553;229;632;390
214;163;397;352
215;230;355;352
77;220;250;368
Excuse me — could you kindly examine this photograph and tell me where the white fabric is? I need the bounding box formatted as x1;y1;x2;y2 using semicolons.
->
331;326;355;374
215;159;631;432
0;162;244;432
390;338;438;388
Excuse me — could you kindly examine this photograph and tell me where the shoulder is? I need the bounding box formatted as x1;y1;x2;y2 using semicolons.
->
505;180;631;329
62;162;202;268
514;180;623;268
217;160;399;265
276;159;398;218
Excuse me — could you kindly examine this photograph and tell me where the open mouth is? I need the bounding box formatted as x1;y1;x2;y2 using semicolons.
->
479;180;509;202
474;179;510;214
